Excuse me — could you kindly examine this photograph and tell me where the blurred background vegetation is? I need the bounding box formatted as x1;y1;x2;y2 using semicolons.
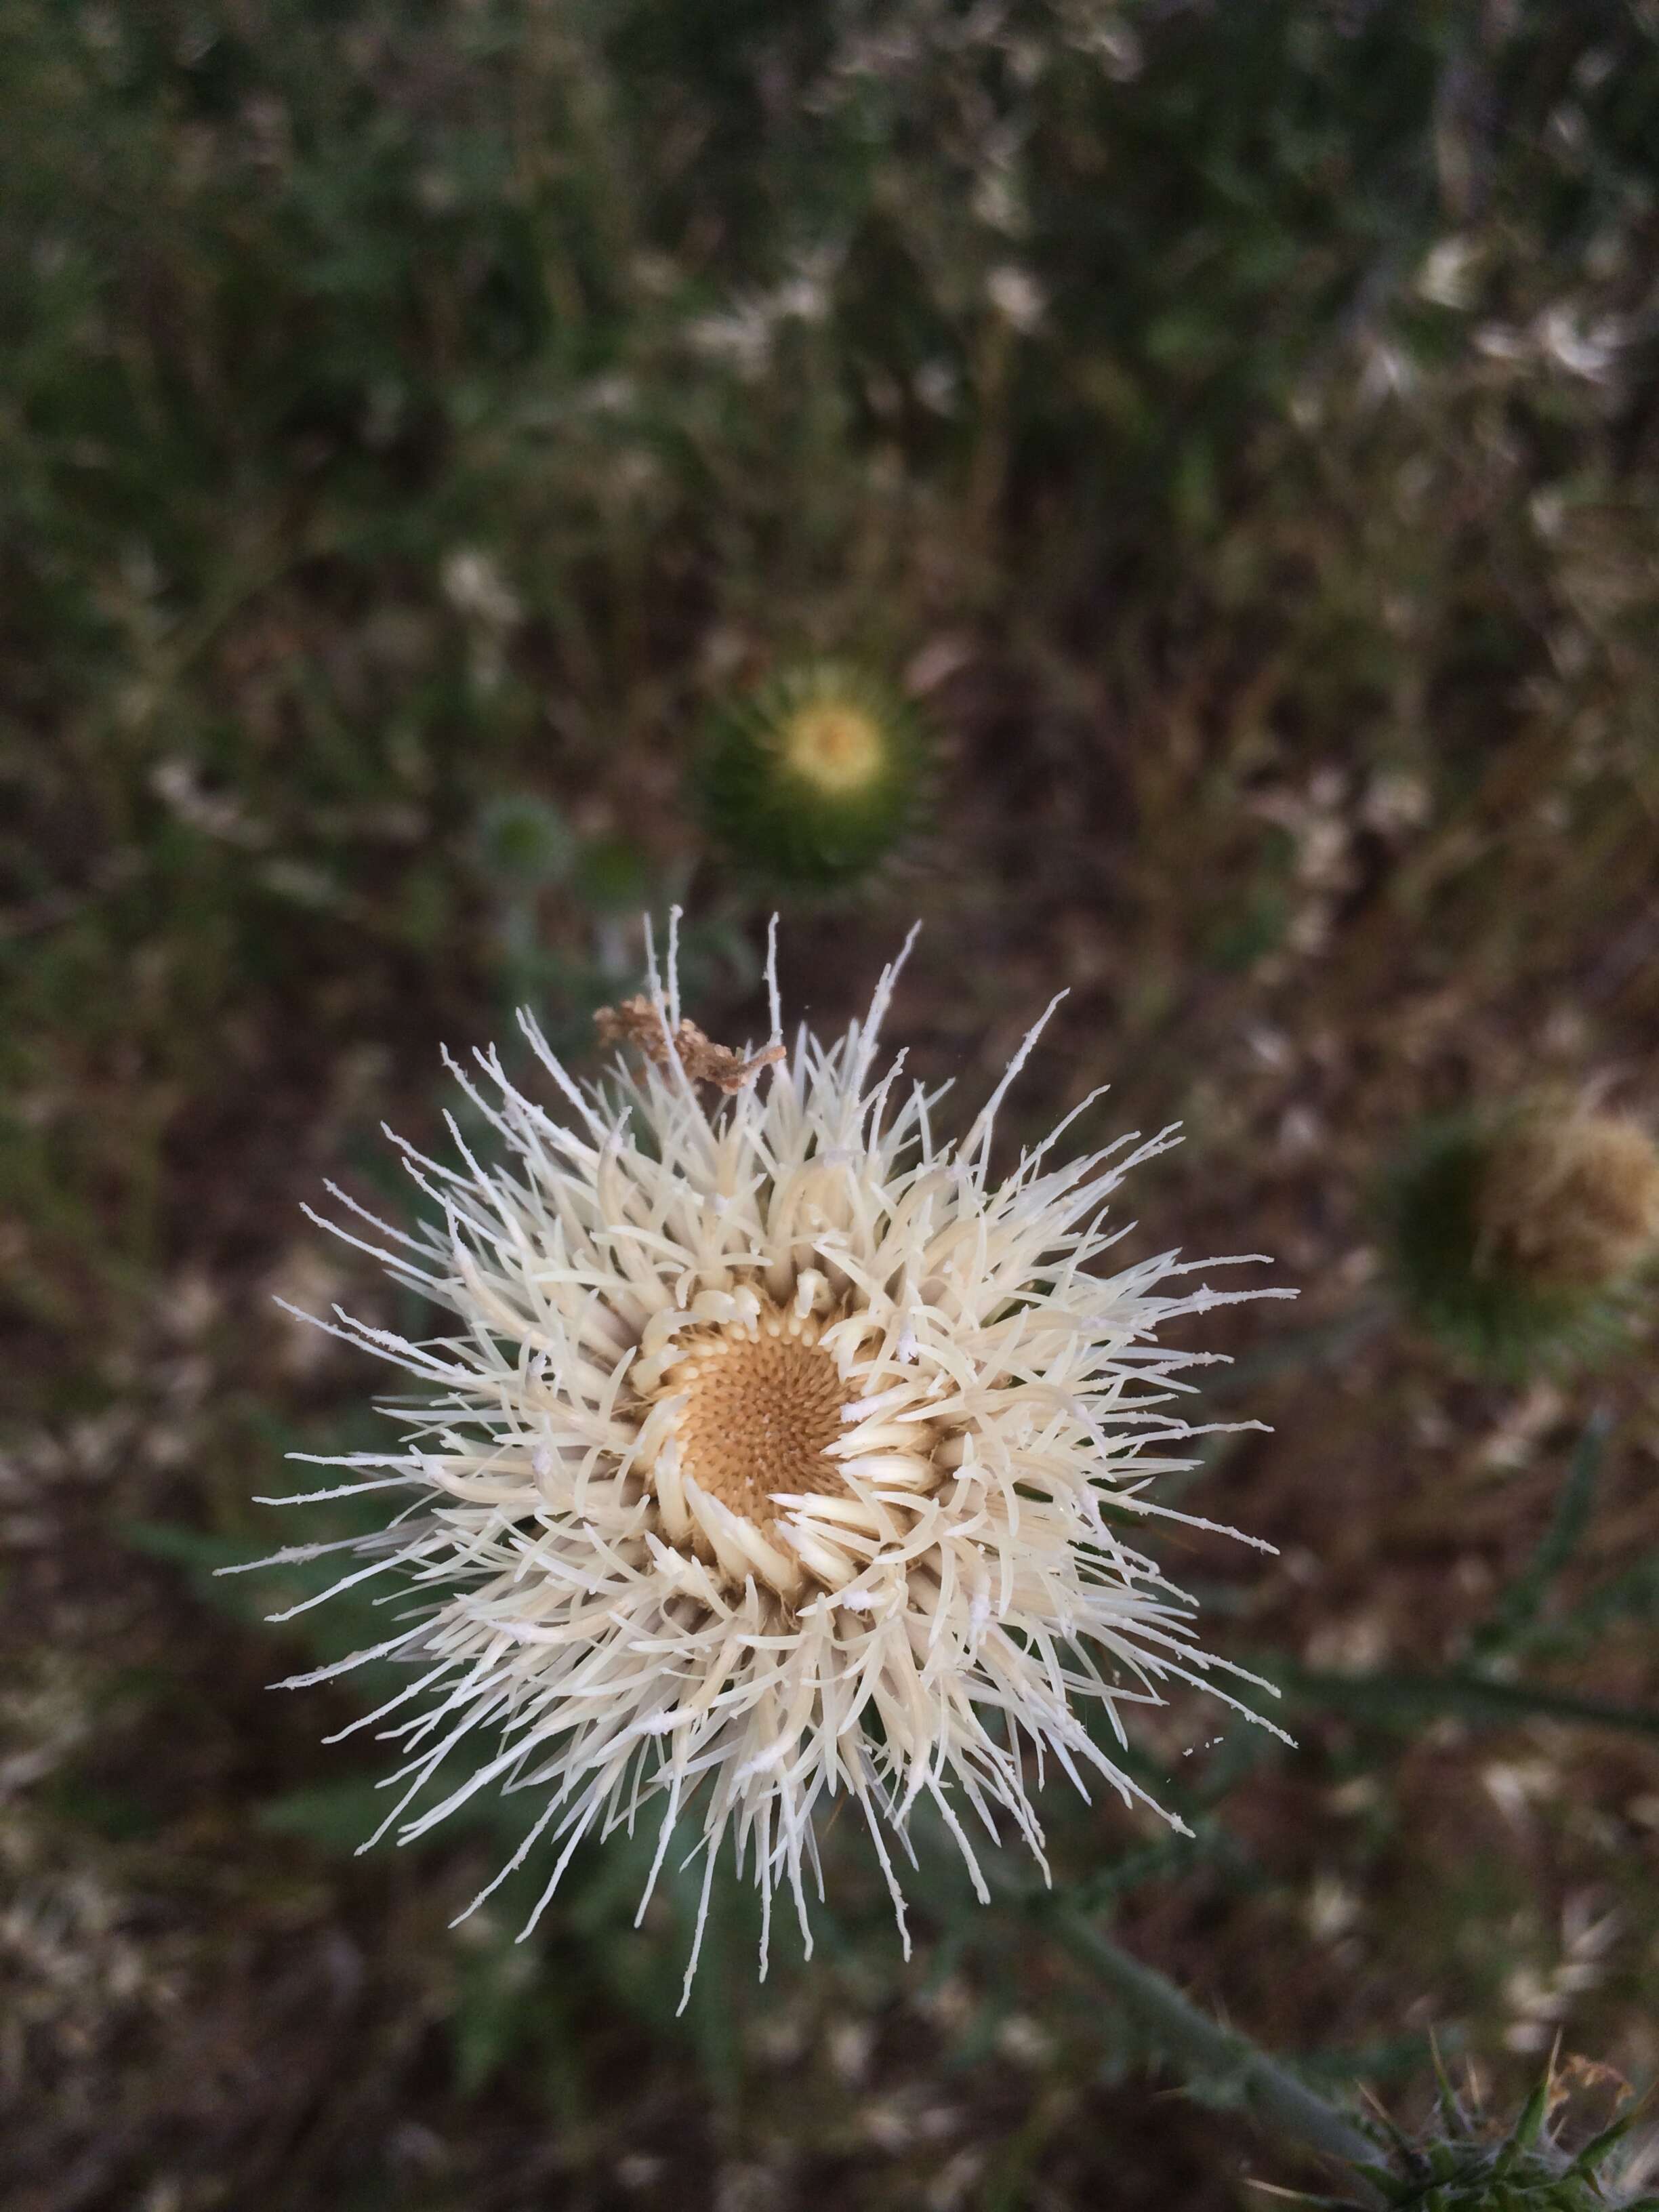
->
5;1;1659;2206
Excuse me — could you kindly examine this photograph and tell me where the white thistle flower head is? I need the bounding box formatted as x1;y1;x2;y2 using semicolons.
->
253;915;1293;2005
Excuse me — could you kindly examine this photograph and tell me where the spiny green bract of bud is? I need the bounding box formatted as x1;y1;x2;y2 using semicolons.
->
1332;2063;1658;2212
1385;1100;1659;1376
695;661;930;890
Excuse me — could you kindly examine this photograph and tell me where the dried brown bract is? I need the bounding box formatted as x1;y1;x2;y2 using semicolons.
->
594;994;787;1093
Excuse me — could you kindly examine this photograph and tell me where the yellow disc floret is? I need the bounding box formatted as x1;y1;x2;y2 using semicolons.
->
777;700;886;796
658;1305;852;1542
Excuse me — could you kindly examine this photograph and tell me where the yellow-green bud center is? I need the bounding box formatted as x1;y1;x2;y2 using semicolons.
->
777;703;885;796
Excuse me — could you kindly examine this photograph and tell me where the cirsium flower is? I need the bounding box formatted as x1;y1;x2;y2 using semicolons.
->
256;920;1290;1999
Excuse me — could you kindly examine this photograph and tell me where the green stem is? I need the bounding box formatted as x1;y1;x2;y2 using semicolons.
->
1050;1910;1381;2195
1271;1662;1659;1742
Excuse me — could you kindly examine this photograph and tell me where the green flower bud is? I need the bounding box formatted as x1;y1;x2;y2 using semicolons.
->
1330;2057;1656;2211
695;660;929;889
1384;1100;1659;1375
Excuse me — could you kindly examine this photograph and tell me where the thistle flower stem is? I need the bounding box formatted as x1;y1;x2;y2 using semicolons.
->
1050;1910;1382;2194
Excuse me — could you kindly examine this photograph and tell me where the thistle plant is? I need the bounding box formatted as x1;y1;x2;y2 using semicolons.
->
695;661;930;887
249;918;1291;2000
1384;1100;1659;1376
1317;2055;1659;2212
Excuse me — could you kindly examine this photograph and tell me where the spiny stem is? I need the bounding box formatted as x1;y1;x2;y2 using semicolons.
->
1050;1910;1382;2198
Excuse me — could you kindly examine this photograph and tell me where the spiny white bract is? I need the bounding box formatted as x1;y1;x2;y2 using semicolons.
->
252;922;1290;2001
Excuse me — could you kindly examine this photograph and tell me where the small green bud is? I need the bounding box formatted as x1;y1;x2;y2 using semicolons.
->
1330;2060;1653;2212
695;660;929;889
1384;1099;1659;1374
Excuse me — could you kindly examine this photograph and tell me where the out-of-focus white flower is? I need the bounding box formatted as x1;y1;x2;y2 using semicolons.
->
1475;322;1531;362
1357;338;1413;405
441;548;520;630
251;920;1288;1999
1416;235;1481;310
148;758;268;846
687;254;840;382
1061;5;1143;80
687;302;776;380
985;264;1046;333
1538;305;1625;382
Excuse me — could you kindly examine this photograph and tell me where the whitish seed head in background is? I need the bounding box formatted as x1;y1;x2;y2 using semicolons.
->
1387;1092;1659;1374
1479;1104;1659;1294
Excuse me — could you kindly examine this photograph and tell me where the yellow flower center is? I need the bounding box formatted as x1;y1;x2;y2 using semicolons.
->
777;701;886;796
658;1307;852;1535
